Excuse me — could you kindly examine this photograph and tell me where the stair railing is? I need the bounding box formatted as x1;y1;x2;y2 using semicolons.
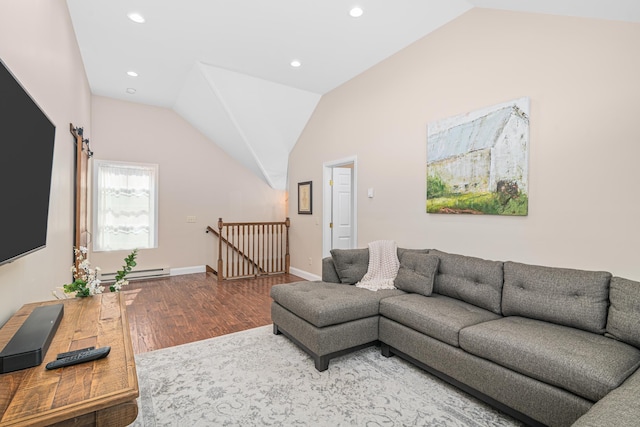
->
206;218;290;281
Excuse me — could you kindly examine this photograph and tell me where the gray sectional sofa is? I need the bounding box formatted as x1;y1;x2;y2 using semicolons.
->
270;248;640;427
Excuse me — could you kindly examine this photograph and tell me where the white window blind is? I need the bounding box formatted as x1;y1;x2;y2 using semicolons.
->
93;160;158;252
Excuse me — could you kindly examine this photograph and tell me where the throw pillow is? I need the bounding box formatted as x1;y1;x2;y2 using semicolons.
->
330;248;369;284
396;248;430;260
394;252;440;296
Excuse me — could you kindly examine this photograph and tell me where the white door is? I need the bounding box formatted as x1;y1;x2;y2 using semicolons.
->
331;167;353;250
322;156;357;258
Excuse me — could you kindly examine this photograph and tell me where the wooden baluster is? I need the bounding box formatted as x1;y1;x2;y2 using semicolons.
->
270;224;275;273
282;223;286;272
231;226;234;278
267;223;271;274
238;225;241;277
232;225;237;278
253;224;258;277
273;223;277;273
269;224;272;274
285;217;290;274
279;223;283;272
229;225;233;278
241;224;246;277
256;225;260;276
271;224;277;273
252;224;256;276
262;224;266;275
229;225;232;278
217;218;223;281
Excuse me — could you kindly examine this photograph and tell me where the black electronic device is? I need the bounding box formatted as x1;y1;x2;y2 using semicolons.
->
57;346;95;359
45;346;111;370
0;304;64;373
0;57;56;267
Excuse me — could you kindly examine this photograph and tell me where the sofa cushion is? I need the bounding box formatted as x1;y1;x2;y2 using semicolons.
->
321;257;341;283
502;261;611;334
606;276;640;348
394;253;439;296
379;293;501;347
459;316;640;402
396;247;430;260
429;249;504;314
330;248;369;284
571;367;640;427
270;281;404;328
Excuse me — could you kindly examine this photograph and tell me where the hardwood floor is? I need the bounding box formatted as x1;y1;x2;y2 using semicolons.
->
122;272;305;354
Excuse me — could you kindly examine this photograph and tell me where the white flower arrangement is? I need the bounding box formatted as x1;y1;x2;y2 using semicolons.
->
54;246;138;298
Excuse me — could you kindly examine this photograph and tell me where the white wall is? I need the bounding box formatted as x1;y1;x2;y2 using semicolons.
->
89;96;287;274
0;0;92;324
288;8;640;281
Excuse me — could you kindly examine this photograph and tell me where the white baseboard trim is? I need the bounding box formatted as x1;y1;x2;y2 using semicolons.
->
290;267;321;281
161;265;318;281
170;265;206;276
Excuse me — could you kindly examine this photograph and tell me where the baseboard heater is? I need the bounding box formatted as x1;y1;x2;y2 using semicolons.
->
99;266;170;283
0;304;64;373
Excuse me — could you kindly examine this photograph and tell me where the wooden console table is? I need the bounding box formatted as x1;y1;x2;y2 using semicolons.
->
0;293;138;426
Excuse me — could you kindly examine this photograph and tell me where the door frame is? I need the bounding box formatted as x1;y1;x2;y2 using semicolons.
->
323;156;357;258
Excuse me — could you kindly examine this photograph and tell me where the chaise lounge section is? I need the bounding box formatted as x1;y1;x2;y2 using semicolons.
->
270;247;640;427
271;280;403;371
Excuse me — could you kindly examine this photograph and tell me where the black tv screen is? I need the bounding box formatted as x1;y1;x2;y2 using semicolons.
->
0;59;56;266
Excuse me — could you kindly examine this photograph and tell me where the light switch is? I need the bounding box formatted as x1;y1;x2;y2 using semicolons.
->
367;188;374;198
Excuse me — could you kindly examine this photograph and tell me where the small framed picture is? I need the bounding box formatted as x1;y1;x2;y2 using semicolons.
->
298;181;312;214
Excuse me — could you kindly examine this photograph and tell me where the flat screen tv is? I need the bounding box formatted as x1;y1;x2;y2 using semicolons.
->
0;58;56;266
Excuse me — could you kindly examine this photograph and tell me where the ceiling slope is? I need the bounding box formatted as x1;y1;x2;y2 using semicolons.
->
173;62;321;190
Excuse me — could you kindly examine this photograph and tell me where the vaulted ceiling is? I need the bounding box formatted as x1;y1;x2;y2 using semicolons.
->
66;0;640;190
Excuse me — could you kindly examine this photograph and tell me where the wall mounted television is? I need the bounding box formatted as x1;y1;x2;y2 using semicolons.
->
0;58;56;266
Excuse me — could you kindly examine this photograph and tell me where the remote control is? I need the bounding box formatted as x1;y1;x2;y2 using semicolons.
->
57;346;95;359
46;346;111;370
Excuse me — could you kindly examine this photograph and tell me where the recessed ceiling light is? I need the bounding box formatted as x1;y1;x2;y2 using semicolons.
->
290;60;302;68
127;71;138;77
349;7;364;18
126;88;136;94
127;12;145;23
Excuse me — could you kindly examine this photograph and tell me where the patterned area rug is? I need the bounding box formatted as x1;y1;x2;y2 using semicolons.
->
130;325;523;426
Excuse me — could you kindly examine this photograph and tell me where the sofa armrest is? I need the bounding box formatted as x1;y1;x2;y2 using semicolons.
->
322;257;341;283
571;367;640;426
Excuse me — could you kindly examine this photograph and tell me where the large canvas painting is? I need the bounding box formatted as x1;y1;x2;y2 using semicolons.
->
426;97;530;215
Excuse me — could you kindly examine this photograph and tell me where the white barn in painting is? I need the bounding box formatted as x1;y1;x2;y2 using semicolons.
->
427;102;529;196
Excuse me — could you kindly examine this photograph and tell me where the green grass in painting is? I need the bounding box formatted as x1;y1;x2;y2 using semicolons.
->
426;175;449;199
426;192;528;215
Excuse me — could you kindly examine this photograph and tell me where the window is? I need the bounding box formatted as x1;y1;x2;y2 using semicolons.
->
93;160;158;252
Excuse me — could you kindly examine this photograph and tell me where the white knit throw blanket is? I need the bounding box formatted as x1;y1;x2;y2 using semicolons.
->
356;240;399;291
